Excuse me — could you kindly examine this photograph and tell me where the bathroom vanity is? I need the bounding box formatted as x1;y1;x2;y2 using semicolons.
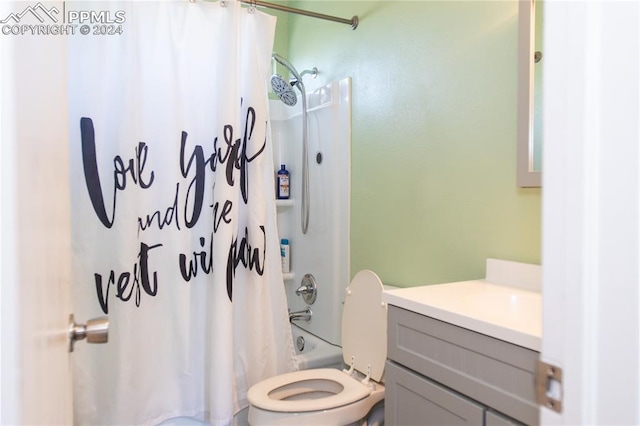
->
382;259;541;425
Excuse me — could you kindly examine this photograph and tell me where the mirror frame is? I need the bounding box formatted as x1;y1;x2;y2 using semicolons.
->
517;0;541;188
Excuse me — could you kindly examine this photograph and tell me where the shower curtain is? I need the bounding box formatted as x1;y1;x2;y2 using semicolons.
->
67;1;296;424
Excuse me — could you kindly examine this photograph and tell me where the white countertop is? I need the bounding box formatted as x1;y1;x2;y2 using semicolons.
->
382;280;542;351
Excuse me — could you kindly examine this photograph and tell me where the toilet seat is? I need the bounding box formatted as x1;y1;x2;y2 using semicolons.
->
247;368;371;413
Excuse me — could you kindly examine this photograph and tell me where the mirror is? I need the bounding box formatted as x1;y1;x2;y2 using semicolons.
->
517;0;542;187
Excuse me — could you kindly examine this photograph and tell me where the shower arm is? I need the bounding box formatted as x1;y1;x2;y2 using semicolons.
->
299;68;318;80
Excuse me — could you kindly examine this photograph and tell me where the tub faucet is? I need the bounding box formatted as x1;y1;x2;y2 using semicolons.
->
289;307;312;323
296;274;317;305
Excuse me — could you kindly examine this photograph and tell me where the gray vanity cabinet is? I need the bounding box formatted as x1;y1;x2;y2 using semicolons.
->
385;305;539;425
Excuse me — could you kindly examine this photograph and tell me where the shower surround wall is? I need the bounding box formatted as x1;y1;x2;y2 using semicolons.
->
270;78;351;346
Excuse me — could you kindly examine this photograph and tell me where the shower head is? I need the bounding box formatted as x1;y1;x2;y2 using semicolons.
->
271;74;298;106
271;53;318;107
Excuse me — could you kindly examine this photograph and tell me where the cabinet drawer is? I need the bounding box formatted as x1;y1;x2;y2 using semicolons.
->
385;361;485;425
388;306;539;425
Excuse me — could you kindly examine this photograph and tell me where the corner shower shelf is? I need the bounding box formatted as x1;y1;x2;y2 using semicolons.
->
276;199;294;209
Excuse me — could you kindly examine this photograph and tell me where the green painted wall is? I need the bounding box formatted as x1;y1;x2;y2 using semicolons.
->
267;2;289;99
272;1;541;287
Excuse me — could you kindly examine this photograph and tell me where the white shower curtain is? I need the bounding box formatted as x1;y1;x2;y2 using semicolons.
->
67;1;296;424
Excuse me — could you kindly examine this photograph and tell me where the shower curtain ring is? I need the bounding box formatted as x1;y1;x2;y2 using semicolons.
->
249;0;256;13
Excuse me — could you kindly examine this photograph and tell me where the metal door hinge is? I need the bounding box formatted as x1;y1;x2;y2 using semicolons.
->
536;360;563;413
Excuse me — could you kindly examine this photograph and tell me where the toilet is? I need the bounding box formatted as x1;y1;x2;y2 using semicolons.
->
247;270;387;426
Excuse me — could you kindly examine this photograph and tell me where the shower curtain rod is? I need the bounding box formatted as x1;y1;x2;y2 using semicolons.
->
239;0;359;30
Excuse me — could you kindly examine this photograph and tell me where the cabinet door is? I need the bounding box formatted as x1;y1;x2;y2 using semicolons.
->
387;306;539;425
385;362;485;425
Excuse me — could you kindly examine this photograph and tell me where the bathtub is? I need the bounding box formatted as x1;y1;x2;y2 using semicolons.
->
291;323;344;370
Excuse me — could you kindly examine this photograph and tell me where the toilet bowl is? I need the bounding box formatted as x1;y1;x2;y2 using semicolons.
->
247;270;387;426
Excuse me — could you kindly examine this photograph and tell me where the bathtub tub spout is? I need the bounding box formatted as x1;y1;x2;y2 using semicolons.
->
289;307;312;323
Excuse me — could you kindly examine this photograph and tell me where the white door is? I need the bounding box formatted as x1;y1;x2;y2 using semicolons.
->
541;1;640;424
0;3;73;422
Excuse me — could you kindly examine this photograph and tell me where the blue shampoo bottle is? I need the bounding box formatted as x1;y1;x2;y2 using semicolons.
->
276;164;290;199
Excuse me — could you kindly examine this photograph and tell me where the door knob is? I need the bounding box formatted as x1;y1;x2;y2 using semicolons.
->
68;314;109;352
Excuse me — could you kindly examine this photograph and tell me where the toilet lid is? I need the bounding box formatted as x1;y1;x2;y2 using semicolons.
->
341;270;387;382
247;368;371;412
